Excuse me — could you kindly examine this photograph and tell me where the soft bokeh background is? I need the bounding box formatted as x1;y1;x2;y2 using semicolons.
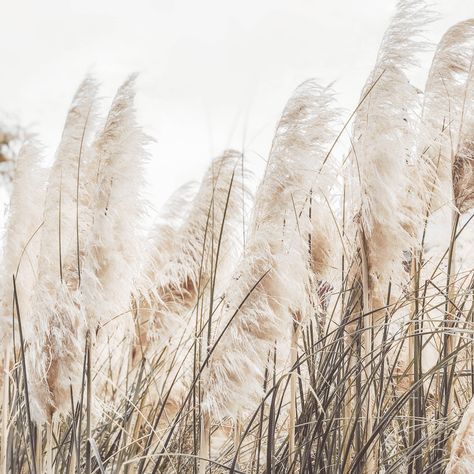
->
0;0;472;210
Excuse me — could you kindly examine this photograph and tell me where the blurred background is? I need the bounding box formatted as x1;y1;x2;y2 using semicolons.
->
0;0;472;211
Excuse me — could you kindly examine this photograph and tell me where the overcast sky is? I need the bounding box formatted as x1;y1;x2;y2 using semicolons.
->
0;0;472;210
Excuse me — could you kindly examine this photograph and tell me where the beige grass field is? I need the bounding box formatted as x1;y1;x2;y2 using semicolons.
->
1;1;474;472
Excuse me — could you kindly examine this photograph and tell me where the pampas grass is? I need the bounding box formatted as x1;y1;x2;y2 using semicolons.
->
0;141;46;346
2;4;474;473
82;74;150;391
345;1;432;467
348;0;430;310
26;74;149;424
135;149;246;362
132;148;247;445
421;19;474;213
27;76;99;423
0;140;46;472
201;80;339;422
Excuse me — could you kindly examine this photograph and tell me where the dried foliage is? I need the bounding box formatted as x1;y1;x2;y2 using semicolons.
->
1;3;474;474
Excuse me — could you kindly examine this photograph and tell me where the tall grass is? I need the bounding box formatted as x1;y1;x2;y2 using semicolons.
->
1;2;474;473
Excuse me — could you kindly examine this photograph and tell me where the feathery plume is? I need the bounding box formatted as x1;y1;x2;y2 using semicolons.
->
27;77;98;423
132;150;246;423
81;74;149;342
345;3;432;467
202;80;339;419
78;75;151;397
135;150;246;360
421;19;474;213
348;0;431;304
453;55;474;214
0;141;46;346
418;21;474;406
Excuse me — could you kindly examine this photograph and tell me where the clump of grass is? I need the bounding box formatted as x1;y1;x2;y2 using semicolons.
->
1;2;474;473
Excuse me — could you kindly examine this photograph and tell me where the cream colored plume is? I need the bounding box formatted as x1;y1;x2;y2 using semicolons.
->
27;75;150;422
0;141;46;346
133;150;247;416
27;77;98;423
348;0;431;301
135;149;247;360
416;20;474;386
202;80;339;420
421;19;474;214
453;52;474;214
81;74;149;345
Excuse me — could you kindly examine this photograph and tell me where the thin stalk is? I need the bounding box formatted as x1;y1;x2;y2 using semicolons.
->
233;415;241;467
46;422;53;474
288;322;299;473
1;349;10;473
35;425;43;472
199;413;210;474
13;275;37;474
360;228;376;473
444;209;460;454
408;250;422;473
85;332;92;474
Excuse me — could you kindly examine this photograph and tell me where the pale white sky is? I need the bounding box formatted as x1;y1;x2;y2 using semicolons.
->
0;0;472;210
